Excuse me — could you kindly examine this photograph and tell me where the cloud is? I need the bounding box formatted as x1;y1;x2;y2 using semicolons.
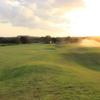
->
54;0;83;7
0;0;84;31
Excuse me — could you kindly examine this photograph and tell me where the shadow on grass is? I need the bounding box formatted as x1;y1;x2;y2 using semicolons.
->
62;52;100;71
0;64;63;81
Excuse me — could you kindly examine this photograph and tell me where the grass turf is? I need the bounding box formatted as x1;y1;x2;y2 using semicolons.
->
0;44;100;100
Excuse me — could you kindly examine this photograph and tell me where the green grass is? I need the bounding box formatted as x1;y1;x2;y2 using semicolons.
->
0;44;100;100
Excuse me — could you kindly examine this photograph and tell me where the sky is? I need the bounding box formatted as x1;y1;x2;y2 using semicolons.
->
0;0;100;37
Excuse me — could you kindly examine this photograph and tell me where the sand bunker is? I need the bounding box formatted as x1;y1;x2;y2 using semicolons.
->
79;39;100;47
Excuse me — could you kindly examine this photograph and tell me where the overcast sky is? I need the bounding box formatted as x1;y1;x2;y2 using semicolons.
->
0;0;100;37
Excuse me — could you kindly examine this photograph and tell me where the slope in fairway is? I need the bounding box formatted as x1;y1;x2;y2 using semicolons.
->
0;44;100;100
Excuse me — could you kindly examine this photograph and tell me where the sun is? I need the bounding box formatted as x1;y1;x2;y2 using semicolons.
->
64;0;100;37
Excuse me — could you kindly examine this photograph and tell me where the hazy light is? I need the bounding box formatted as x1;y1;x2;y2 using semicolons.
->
0;0;100;37
65;0;100;36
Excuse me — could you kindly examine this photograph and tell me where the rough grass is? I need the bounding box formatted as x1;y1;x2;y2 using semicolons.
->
0;44;100;100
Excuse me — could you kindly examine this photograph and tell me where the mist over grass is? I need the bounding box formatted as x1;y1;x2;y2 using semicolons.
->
78;38;100;47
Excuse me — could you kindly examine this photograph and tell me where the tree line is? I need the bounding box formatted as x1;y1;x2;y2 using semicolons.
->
0;36;81;44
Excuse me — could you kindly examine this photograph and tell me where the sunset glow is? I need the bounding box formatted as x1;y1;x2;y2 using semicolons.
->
68;0;100;36
0;0;100;37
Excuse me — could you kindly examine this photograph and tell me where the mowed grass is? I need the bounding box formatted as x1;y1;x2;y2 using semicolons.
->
0;44;100;100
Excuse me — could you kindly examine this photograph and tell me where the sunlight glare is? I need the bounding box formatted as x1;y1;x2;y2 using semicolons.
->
65;0;100;36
